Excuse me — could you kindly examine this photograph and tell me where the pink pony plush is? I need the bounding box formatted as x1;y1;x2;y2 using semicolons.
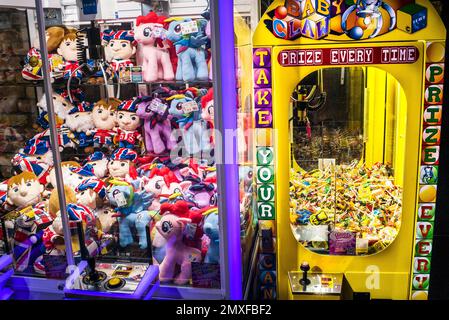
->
156;201;202;284
142;166;191;210
134;12;175;82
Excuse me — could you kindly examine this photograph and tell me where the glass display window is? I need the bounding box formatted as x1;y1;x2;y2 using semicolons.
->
289;67;406;256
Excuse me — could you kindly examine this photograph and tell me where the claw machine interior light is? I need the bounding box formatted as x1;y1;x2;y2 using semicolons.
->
252;0;446;300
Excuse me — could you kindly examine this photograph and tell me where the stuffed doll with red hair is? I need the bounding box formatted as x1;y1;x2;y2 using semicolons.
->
155;200;202;284
134;11;175;82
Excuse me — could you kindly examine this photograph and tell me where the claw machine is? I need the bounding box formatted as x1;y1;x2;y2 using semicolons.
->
1;0;258;300
252;0;446;300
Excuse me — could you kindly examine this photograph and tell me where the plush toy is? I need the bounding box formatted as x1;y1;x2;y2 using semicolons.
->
66;165;96;191
165;18;209;81
136;97;176;155
92;98;121;152
65;101;95;149
83;152;109;179
167;92;211;156
47;161;94;191
205;18;212;80
43;203;98;256
202;207;219;263
102;30;137;82
107;180;154;249
75;178;107;210
6;172;44;209
21;26;65;81
11;206;48;273
95;205;117;234
142;166;191;211
11;139;53;185
156;200;202;284
57;28;82;80
134;12;175;82
107;148;138;180
115;99;144;151
186;182;216;209
36;92;74;125
200;88;214;144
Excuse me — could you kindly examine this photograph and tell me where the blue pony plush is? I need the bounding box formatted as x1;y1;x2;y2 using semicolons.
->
107;182;155;249
203;208;219;264
165;18;209;81
167;91;211;156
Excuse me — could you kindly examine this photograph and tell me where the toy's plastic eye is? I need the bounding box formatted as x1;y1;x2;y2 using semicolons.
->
109;43;114;47
63;103;67;107
155;181;161;190
131;116;137;121
174;25;181;33
79;176;83;180
162;221;172;233
210;194;217;206
65;42;71;47
26;182;32;187
91;162;96;166
110;112;114;116
121;43;127;48
121;163;126;167
53;97;56;100
36;156;42;160
81;191;85;196
119;115;123;119
143;27;151;37
13;188;19;193
98;109;103;113
110;161;114;165
176;103;182;110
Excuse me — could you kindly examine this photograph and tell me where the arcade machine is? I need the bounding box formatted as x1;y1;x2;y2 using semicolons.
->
252;0;446;300
1;0;245;300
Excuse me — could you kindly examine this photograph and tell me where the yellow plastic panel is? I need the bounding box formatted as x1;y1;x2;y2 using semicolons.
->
271;41;425;299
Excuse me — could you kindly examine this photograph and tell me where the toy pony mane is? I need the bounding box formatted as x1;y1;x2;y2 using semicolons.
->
201;88;214;109
136;11;167;26
160;200;192;218
149;166;180;187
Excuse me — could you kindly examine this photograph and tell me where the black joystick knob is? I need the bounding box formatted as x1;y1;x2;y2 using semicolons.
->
87;257;100;282
299;261;311;286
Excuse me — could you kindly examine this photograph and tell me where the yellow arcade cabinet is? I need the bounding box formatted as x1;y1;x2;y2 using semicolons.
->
252;0;446;300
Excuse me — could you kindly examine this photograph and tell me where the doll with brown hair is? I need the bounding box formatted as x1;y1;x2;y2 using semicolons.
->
57;28;83;80
92;98;122;153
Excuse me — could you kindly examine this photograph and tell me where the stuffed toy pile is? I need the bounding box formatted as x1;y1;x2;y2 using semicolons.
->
1;11;223;286
1;82;218;285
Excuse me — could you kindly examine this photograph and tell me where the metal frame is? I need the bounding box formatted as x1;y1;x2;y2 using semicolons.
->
35;0;74;268
16;0;243;300
211;0;242;300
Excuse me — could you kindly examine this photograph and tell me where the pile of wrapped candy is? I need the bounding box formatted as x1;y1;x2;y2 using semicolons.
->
290;161;402;254
0;84;220;285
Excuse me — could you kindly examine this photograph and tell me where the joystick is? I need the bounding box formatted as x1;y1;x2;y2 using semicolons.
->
87;257;100;282
299;261;311;286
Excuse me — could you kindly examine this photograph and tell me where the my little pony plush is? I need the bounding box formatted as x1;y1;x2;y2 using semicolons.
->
141;166;191;211
186;182;217;209
136;97;176;155
156;200;202;284
134;12;175;82
203;207;219;264
165;18;209;81
167;92;211;156
107;181;155;249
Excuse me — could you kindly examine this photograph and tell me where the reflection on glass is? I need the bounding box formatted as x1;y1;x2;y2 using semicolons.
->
289;67;405;256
